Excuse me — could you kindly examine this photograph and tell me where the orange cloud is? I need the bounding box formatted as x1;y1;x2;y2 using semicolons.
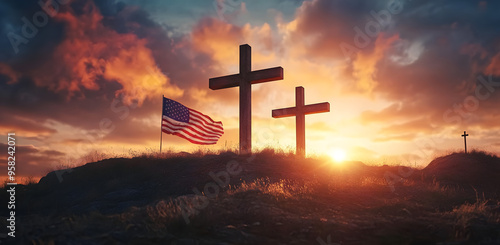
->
352;34;399;93
191;18;244;64
485;51;500;76
0;63;19;84
191;17;277;67
28;2;182;105
0;115;56;136
379;119;435;137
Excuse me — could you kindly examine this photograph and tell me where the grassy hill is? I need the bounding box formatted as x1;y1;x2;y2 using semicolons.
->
1;150;500;244
422;150;500;190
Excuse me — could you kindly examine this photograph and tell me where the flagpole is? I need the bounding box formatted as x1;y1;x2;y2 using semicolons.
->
160;95;164;154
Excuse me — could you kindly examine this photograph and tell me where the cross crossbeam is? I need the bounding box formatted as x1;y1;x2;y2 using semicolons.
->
209;67;283;90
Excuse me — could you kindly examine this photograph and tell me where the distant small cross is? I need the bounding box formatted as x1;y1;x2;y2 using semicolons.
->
272;86;330;157
209;44;284;154
462;131;469;154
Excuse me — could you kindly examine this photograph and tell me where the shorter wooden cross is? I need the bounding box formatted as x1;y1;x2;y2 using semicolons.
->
272;86;330;157
462;131;469;154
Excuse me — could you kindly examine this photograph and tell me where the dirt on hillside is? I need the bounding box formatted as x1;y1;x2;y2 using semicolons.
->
1;150;500;244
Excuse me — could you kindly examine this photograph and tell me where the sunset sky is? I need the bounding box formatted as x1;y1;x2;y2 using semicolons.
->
1;0;500;178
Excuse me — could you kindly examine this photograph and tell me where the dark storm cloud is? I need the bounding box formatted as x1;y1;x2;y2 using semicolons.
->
399;0;500;42
87;1;221;94
288;0;399;60
0;0;225;150
0;74;132;132
368;0;500;128
1;0;219;98
282;0;500;142
0;0;66;61
303;1;499;119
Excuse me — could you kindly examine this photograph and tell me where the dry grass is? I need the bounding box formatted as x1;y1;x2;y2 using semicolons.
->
227;178;312;199
1;175;39;187
5;149;500;244
451;198;500;240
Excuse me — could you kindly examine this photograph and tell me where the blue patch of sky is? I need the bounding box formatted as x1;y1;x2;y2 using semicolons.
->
120;0;305;37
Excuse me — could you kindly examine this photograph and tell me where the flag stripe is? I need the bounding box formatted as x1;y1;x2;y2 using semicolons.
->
163;117;222;139
162;126;217;144
161;97;223;145
190;108;219;124
189;109;224;131
162;126;218;144
162;116;222;138
162;128;217;145
188;116;224;136
188;116;223;134
162;121;221;140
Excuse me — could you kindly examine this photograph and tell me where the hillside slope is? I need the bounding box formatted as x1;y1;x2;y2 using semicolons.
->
422;151;500;190
1;151;499;244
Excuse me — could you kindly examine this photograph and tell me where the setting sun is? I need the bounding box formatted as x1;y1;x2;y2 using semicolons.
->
329;149;347;163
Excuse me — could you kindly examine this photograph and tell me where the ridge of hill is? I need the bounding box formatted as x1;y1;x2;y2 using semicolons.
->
1;150;499;244
422;151;500;190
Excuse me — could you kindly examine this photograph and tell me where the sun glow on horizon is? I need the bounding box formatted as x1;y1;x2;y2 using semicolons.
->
329;148;347;163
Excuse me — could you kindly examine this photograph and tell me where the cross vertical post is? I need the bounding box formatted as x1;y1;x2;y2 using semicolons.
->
462;131;469;154
240;45;251;153
295;87;305;157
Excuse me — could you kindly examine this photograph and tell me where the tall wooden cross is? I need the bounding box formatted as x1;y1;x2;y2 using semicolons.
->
209;44;284;154
462;131;469;154
272;86;330;157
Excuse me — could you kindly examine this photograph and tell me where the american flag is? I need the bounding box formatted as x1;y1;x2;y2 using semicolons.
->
161;97;223;145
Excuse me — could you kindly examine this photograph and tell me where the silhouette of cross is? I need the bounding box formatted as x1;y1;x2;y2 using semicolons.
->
209;44;284;154
462;131;469;154
272;86;330;157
